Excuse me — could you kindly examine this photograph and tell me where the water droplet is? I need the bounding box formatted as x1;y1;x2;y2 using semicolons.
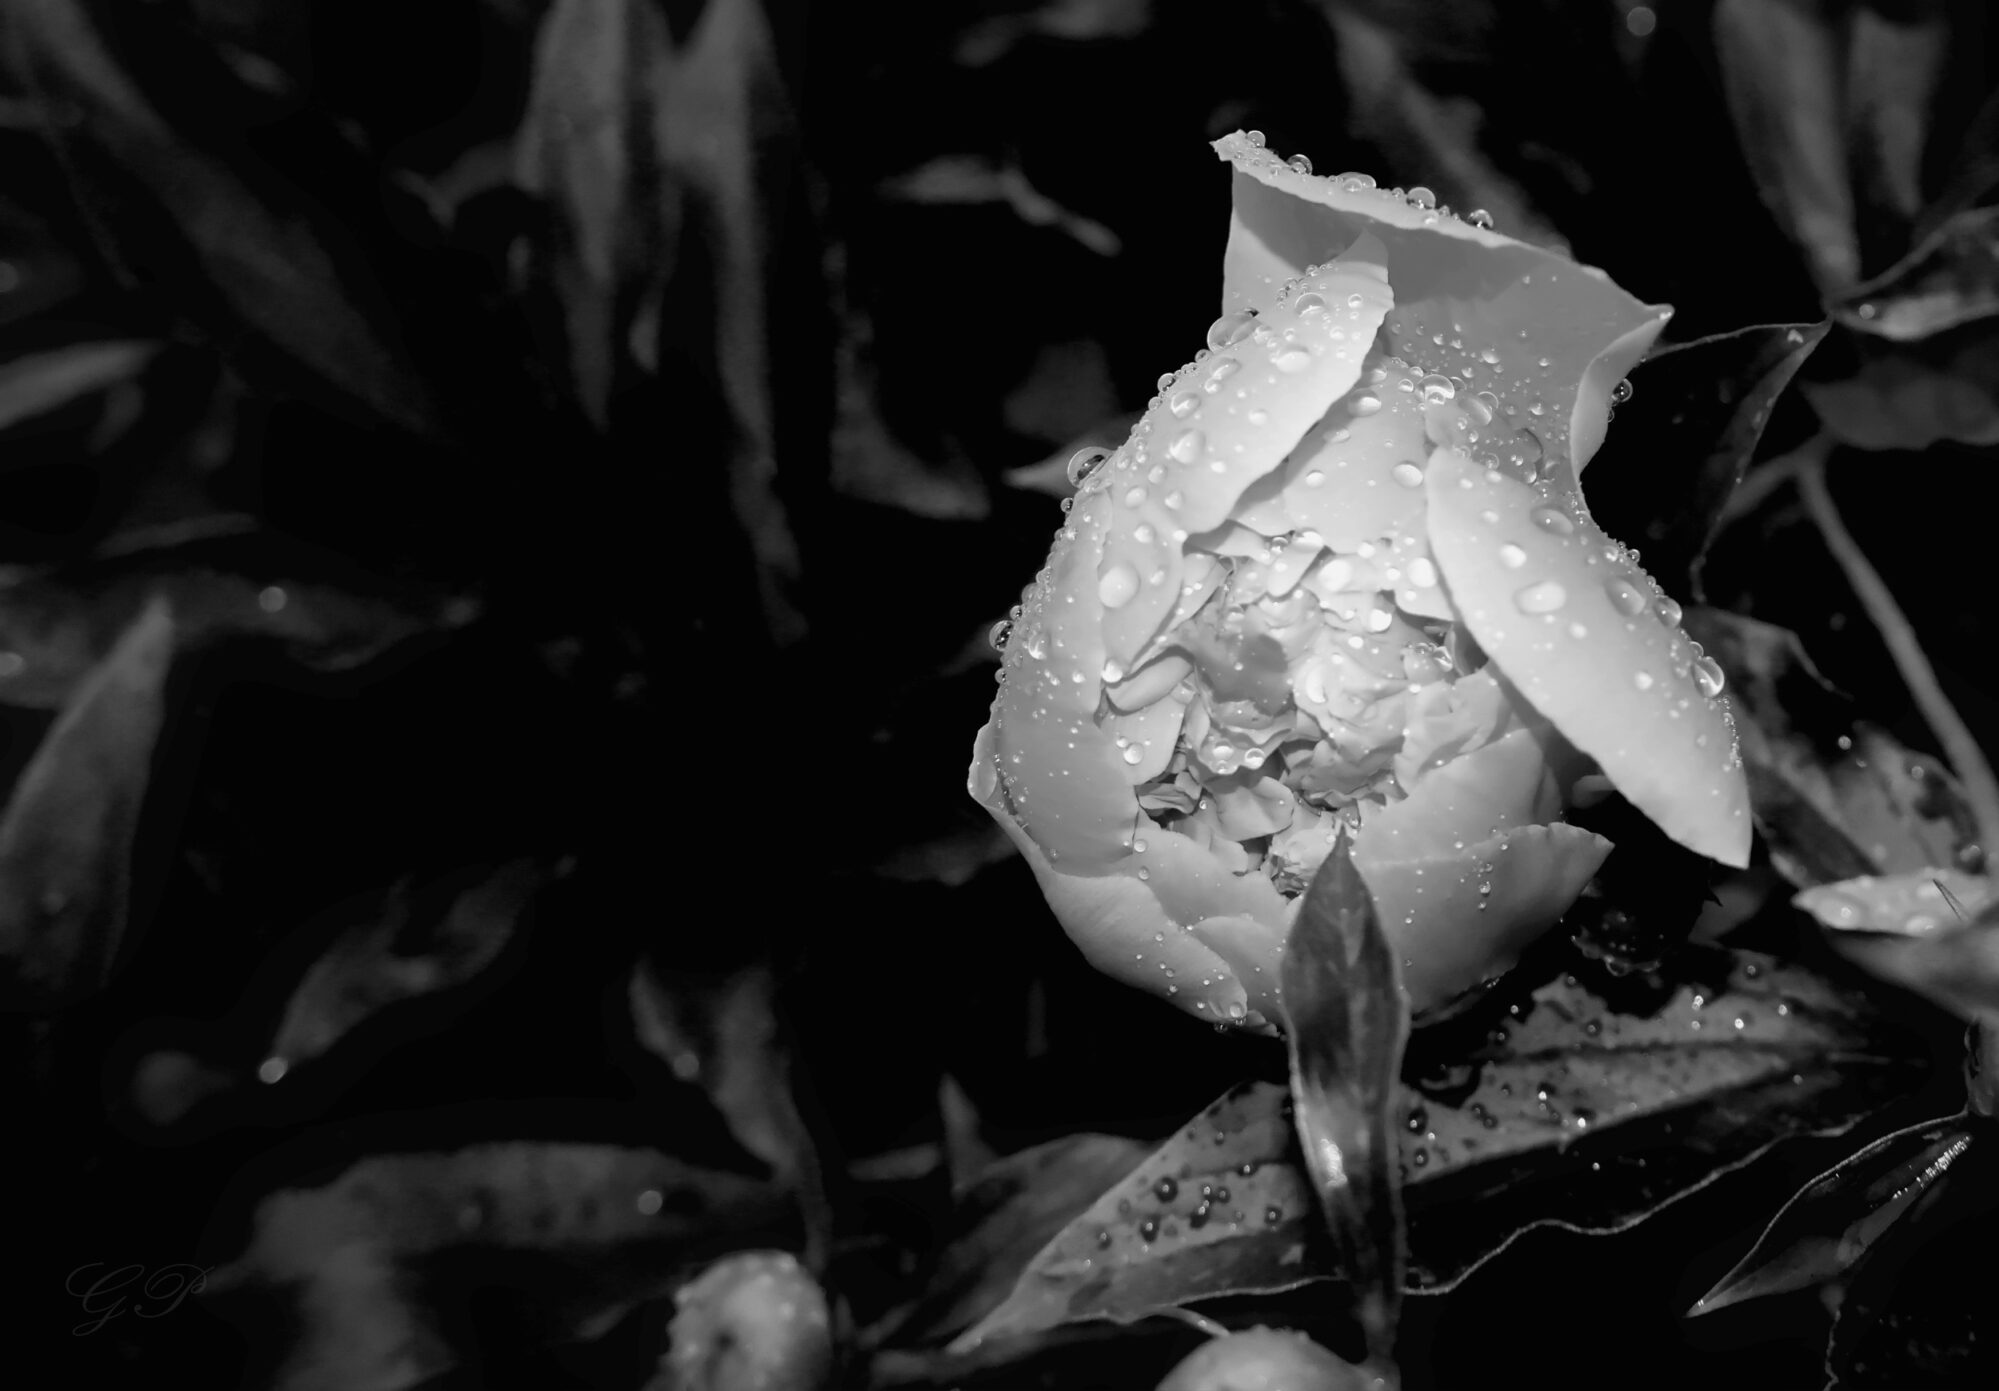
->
1693;655;1727;698
988;619;1012;651
1099;563;1139;609
1163;490;1183;509
1244;130;1266;147
1205;357;1241;393
1604;578;1647;616
1498;543;1527;568
1168;429;1205;464
1514;580;1567;614
1303;469;1325;487
1264;1205;1284;1226
1417;372;1456;403
1122;745;1145;765
1406;185;1437;209
1287;153;1313;174
1138;1216;1160;1242
1392;461;1425;488
1336;171;1376;190
1206;310;1258;351
1066;447;1111;488
1154;1176;1179;1202
1610;377;1634;405
1654;594;1683;626
1366;605;1394;632
1408;557;1438;588
1292;290;1327;315
1271;344;1313;372
1134;523;1155;543
1634;670;1655;691
1465;208;1496;230
1530;504;1572;535
1351;394;1383;416
1168;390;1202;420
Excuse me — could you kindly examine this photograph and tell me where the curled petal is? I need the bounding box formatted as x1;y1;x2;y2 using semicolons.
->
1230;375;1433;550
1353;823;1614;1009
1213;131;1669;474
1423;447;1751;866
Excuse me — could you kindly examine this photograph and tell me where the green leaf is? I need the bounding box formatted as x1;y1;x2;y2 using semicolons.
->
260;860;550;1080
201;1142;790;1391
892;1132;1152;1346
0;339;156;434
1280;835;1407;1366
946;1078;1320;1354
1683;608;1981;887
944;950;1915;1351
1713;0;1859;291
0;591;174;1010
1581;321;1828;603
1689;1113;1972;1315
5;0;439;434
1833;205;1999;342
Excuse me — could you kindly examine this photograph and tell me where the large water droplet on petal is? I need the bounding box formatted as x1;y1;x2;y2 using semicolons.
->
1408;557;1439;588
1287;153;1313;174
1206;310;1258;352
1067;447;1112;488
1392;461;1425;488
1693;655;1727;698
1292;291;1326;315
1351;394;1383;416
1530;504;1573;536
1610;377;1634;405
1406;185;1437;210
989;619;1012;651
1514;580;1568;614
1634;670;1655;690
1169;390;1202;419
1168;429;1206;464
1336;171;1376;190
1467;209;1495;230
1498;543;1527;568
1099;563;1139;609
1654;594;1684;626
1417;372;1456;403
1270;344;1313;372
1205;357;1241;393
1122;744;1145;765
1604;578;1647;616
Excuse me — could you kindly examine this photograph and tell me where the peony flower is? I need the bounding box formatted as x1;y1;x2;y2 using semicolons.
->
969;133;1750;1030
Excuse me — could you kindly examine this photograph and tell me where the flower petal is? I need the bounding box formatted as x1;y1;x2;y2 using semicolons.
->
1352;822;1614;1009
1364;723;1564;865
1423;447;1751;866
979;486;1143;874
1212;132;1669;474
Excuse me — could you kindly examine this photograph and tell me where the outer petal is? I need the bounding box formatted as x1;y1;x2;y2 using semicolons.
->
1361;723;1564;864
1212;132;1669;474
1353;823;1614;1008
981;485;1141;874
1423;447;1751;866
969;721;1293;1026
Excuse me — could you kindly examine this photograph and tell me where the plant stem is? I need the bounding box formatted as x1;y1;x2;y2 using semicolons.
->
1795;443;1999;868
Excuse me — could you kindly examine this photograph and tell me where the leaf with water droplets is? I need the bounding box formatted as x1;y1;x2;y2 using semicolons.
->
888;1132;1152;1346
0;593;173;1011
1832;205;1999;344
1685;608;1982;888
1689;1113;1973;1316
1399;947;1921;1290
1582;321;1828;603
1817;902;1999;1026
1280;835;1407;1364
947;1080;1321;1353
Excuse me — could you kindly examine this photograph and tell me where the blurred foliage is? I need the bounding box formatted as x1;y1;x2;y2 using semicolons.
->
2;1;1994;1388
